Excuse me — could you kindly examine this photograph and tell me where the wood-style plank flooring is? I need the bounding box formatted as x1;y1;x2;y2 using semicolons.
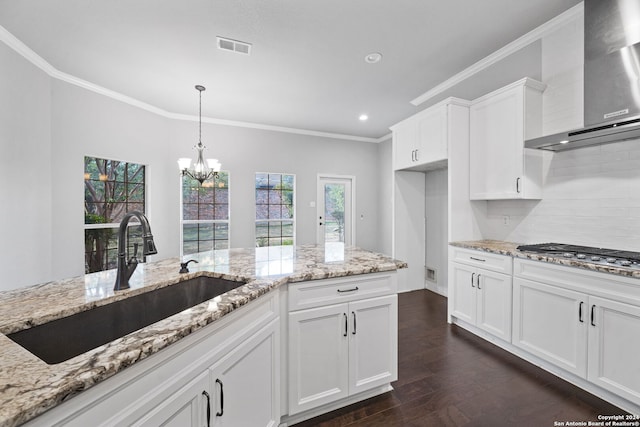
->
294;290;625;426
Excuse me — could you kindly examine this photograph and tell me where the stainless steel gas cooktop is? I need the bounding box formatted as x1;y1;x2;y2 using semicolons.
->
516;243;640;269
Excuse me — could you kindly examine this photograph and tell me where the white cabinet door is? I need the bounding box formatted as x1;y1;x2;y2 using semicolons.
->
450;262;476;324
588;296;640;406
512;278;588;378
450;261;512;342
470;86;524;199
349;295;398;395
133;372;208;427
417;104;447;165
288;303;349;415
209;319;279;427
392;120;418;170
469;78;543;200
476;270;512;341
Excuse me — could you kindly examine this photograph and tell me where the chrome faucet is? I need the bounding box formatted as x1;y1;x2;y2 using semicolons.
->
114;211;158;291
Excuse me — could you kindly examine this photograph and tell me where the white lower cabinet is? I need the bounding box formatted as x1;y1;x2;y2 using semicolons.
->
512;277;588;377
288;304;350;411
349;296;398;395
287;274;398;416
587;296;640;405
512;258;640;409
133;372;209;427
132;318;279;427
449;248;512;342
208;320;279;427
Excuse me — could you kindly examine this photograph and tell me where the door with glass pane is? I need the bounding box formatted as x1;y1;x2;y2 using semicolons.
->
317;176;353;245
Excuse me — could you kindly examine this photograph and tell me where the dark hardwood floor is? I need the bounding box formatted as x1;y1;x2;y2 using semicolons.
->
294;290;625;426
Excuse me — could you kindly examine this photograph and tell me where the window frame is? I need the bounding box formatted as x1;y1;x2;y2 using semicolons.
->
83;156;147;274
255;172;296;247
179;171;231;257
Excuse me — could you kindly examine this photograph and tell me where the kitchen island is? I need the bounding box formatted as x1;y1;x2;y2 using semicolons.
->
0;244;406;427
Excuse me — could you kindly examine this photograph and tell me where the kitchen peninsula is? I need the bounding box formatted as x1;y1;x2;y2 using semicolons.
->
0;244;406;427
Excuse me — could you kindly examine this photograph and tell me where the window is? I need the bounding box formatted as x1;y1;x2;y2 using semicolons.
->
255;173;295;247
84;157;146;274
181;173;229;255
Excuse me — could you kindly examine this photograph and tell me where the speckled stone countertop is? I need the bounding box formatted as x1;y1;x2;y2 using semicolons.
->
450;240;640;279
0;244;406;427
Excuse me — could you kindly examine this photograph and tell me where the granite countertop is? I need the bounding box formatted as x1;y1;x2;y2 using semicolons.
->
0;244;406;427
450;240;640;279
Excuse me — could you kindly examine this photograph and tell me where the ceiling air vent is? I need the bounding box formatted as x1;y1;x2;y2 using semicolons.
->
216;36;252;55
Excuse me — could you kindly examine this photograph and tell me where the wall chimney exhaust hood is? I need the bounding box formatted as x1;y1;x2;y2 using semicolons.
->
525;0;640;151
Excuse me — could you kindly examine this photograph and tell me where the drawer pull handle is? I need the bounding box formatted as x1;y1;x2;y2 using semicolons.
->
591;305;596;327
471;273;475;288
337;287;359;293
579;302;584;323
343;313;348;337
202;390;211;427
470;257;486;262
352;311;357;335
215;379;224;417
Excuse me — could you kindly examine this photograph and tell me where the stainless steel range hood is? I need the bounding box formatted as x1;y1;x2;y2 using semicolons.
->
525;0;640;151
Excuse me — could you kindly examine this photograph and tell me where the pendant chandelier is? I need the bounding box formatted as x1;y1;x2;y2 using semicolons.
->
178;85;221;185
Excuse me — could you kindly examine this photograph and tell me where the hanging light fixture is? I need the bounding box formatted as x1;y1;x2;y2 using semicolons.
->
178;85;222;185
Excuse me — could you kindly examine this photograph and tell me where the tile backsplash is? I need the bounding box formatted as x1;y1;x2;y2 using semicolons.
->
482;138;640;250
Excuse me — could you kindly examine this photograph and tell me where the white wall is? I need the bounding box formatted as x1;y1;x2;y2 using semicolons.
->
168;120;381;251
50;80;174;281
424;168;448;295
0;42;53;289
0;43;383;291
377;138;393;256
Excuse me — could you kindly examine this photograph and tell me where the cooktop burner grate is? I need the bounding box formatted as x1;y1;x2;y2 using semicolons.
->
516;243;640;263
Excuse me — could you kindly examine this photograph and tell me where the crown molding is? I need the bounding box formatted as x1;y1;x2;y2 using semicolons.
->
0;24;381;144
410;2;584;106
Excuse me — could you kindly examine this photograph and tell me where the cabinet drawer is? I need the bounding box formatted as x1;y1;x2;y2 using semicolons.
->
450;247;512;274
288;273;397;312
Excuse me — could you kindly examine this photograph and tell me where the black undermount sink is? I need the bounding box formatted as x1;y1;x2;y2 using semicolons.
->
7;276;245;364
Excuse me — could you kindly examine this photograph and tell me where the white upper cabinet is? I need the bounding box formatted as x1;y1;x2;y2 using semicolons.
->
469;78;546;200
391;98;469;171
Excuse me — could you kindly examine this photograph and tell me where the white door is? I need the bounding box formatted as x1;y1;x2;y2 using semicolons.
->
317;176;354;245
209;321;279;427
588;296;640;406
288;303;349;415
512;278;588;378
348;295;398;395
133;371;209;427
476;270;512;341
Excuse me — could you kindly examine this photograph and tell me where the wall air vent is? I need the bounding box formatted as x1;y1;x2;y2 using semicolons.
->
216;37;252;55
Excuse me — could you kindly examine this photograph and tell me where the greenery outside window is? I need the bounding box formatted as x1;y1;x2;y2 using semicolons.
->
84;157;145;273
181;173;230;255
255;172;295;247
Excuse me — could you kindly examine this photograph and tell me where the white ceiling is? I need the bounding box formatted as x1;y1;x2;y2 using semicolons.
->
0;0;581;139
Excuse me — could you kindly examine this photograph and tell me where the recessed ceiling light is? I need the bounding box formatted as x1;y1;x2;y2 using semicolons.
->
359;114;369;121
559;140;569;144
364;52;382;64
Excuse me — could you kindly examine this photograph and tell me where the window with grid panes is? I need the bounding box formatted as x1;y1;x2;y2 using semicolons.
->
84;157;146;274
255;172;295;247
181;172;229;255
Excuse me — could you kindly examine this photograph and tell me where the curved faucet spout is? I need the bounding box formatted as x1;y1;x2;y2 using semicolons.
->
114;211;158;291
